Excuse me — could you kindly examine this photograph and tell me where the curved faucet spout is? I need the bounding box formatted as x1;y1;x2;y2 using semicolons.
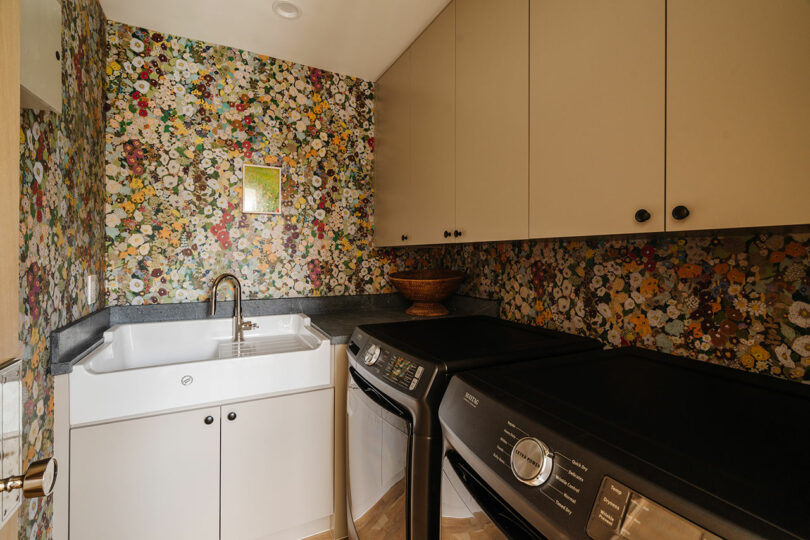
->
209;273;242;317
209;273;255;342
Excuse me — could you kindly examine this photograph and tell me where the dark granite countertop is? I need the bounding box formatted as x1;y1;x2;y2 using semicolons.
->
50;294;499;374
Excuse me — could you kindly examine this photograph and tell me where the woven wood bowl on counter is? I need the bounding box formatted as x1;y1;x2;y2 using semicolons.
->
388;269;466;317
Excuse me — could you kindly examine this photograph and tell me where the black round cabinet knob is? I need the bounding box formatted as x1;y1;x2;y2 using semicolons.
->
443;230;451;238
204;416;214;425
634;209;651;223
401;234;408;241
671;205;690;220
453;230;462;238
227;412;237;421
55;51;61;61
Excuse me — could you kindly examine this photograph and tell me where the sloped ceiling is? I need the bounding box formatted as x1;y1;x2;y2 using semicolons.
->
99;0;451;81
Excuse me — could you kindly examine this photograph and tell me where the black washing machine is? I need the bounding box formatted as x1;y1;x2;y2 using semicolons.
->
438;346;810;540
345;316;600;540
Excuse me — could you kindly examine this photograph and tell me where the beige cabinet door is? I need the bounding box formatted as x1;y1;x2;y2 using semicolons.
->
455;0;529;243
0;0;20;363
529;0;665;238
374;50;413;247
667;0;810;231
409;1;456;245
70;407;221;540
20;0;62;111
220;389;334;540
0;4;21;533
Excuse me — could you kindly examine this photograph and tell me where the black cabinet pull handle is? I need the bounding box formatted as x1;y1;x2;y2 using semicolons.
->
634;209;651;223
401;234;408;241
671;205;690;220
443;230;451;238
227;412;237;421
453;230;462;238
204;416;214;425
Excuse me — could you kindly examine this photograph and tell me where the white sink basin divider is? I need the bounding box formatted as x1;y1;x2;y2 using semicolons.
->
69;313;331;426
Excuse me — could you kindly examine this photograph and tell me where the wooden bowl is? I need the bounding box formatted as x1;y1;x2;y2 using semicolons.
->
389;269;465;317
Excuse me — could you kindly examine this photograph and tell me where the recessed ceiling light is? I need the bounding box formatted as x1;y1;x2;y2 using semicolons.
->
272;0;302;20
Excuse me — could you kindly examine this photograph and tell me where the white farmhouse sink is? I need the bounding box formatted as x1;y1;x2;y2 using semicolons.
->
69;314;331;426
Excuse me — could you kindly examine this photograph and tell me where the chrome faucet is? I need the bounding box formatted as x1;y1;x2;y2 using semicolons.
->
209;273;257;342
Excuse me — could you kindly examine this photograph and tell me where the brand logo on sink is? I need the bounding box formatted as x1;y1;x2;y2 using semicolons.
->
181;375;194;386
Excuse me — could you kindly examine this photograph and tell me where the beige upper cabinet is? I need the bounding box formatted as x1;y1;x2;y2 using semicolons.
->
374;3;456;247
376;0;808;245
529;0;665;238
374;49;412;246
409;2;456;245
667;0;810;231
20;0;62;112
0;0;21;362
455;0;529;243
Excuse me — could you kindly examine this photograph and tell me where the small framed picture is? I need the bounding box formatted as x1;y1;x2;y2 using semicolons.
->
242;164;282;214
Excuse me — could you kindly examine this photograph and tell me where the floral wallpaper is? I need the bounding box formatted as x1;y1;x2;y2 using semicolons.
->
101;17;810;383
13;4;805;540
435;232;810;382
104;22;423;305
19;0;107;537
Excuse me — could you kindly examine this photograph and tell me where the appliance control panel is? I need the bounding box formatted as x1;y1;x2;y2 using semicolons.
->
350;337;431;396
586;477;722;540
442;379;598;528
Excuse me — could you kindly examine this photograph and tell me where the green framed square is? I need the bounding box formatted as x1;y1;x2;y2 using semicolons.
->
242;164;281;214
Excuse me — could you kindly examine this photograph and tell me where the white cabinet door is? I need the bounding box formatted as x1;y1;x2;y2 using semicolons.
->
0;364;21;525
529;0;665;238
220;389;334;540
20;0;61;112
667;0;810;231
70;407;221;540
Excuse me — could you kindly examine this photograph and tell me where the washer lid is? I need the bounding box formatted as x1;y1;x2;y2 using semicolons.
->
357;316;599;373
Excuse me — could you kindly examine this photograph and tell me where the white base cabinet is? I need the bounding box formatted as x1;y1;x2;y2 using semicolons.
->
221;389;334;540
70;406;221;540
69;389;334;540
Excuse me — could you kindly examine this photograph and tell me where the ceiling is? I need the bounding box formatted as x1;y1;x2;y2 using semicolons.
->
99;0;451;81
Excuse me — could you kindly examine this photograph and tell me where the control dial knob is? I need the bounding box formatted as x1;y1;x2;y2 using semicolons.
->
363;344;381;366
510;437;553;486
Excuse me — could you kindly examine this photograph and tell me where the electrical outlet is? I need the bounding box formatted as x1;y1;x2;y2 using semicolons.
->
86;274;98;305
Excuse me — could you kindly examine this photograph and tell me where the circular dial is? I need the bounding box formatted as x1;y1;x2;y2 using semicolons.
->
363;344;381;366
510;437;553;486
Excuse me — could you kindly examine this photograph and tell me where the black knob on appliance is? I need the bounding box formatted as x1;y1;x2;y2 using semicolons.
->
204;416;214;425
401;234;408;241
671;205;690;220
634;209;651;223
227;412;237;421
453;230;462;238
443;230;451;238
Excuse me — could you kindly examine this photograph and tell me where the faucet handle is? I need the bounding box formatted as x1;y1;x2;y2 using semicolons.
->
241;320;258;331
